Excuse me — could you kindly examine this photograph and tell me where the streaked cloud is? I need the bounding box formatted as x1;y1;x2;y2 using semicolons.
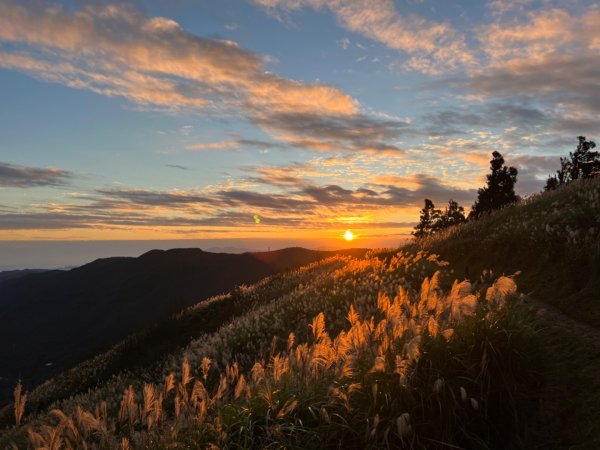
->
0;1;402;156
0;162;72;188
252;0;475;73
0;158;476;234
487;0;536;16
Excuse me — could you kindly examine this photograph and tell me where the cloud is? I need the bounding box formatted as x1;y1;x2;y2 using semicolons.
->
487;0;536;16
464;8;600;116
218;190;310;210
250;111;408;153
477;8;593;62
0;213;95;229
0;158;479;233
0;162;72;188
417;7;600;152
96;188;212;207
417;103;548;141
165;164;191;171
465;54;600;112
0;1;356;115
186;138;282;151
0;1;411;155
252;0;474;73
337;37;351;49
186;140;243;151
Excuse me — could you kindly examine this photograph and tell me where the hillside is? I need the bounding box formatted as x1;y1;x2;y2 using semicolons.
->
411;176;600;327
0;247;367;407
0;269;48;285
1;179;599;449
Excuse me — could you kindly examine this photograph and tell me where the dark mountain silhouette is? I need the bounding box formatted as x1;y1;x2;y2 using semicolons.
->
0;269;48;285
0;247;367;405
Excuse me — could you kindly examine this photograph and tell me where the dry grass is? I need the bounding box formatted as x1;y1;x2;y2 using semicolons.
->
4;250;541;449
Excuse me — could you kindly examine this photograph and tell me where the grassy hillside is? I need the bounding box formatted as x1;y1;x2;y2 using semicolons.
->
410;176;600;327
411;176;600;448
1;250;544;449
1;179;599;449
0;247;366;406
0;255;358;428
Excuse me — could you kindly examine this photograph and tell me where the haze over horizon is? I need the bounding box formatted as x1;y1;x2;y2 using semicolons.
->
1;0;599;253
0;237;406;271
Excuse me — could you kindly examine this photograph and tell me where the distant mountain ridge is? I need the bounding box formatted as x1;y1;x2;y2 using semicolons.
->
0;269;48;285
0;246;367;405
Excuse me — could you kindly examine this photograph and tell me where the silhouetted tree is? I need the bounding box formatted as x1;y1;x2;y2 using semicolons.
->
545;136;598;190
413;198;440;238
544;175;559;192
470;151;518;219
413;198;466;238
441;199;467;228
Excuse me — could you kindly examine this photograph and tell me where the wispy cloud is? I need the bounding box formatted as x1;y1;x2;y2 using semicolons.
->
252;0;475;73
0;159;477;233
487;0;536;16
0;162;72;188
0;1;403;155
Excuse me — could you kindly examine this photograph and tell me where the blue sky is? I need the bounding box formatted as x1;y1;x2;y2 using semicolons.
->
0;0;598;249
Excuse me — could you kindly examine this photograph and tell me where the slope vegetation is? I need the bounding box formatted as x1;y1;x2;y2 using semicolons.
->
411;177;600;327
0;247;367;406
1;250;542;449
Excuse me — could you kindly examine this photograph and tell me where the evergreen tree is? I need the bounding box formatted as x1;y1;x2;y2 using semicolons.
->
413;199;439;238
442;199;467;227
470;151;518;219
413;198;465;238
545;136;598;190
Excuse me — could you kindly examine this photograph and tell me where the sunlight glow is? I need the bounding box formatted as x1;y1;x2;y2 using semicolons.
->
343;230;355;241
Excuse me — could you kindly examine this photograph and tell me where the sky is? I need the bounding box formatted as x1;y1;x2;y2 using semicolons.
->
0;0;599;263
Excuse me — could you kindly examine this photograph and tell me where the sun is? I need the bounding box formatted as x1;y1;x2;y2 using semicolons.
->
343;230;355;241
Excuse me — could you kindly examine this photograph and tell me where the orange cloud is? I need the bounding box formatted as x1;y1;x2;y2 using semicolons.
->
0;1;370;152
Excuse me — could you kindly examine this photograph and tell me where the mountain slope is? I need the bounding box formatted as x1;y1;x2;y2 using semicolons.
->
2;250;543;449
0;247;367;406
410;176;600;327
407;177;600;448
0;269;47;285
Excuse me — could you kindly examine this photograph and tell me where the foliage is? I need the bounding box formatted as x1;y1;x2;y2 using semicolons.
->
412;176;600;328
545;136;599;191
470;151;518;219
413;199;438;238
0;258;352;428
2;250;542;449
439;199;467;229
413;199;466;238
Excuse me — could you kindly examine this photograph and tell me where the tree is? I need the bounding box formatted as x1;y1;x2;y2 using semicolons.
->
413;198;466;238
470;151;518;219
413;198;439;238
545;136;598;190
441;199;467;228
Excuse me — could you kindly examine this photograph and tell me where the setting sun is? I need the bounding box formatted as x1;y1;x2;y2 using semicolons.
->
343;230;355;241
